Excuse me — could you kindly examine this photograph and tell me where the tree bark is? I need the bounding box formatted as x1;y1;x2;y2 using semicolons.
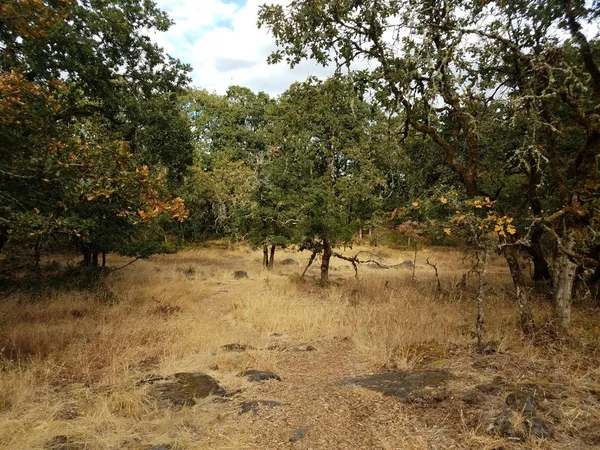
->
320;237;332;283
476;248;490;347
269;245;275;269
526;226;552;283
0;229;8;253
302;250;317;277
552;234;577;328
504;247;535;334
101;251;107;268
263;245;269;268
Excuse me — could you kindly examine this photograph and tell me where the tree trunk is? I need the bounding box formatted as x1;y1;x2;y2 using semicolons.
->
527;227;552;283
269;245;275;269
302;250;317;277
359;227;363;240
504;247;535;334
82;248;99;268
263;245;269;268
321;237;332;283
412;247;417;281
101;251;107;268
476;248;490;347
552;234;577;328
0;229;8;253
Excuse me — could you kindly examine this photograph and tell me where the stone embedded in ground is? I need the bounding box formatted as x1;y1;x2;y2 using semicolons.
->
240;400;281;414
343;370;452;401
242;370;282;382
233;270;248;279
461;390;485;405
292;344;317;352
139;374;167;384
280;258;298;266
44;435;83;450
150;372;225;407
367;263;387;269
397;259;414;268
525;416;553;439
220;343;256;352
145;446;172;450
506;391;536;415
487;409;523;441
289;427;309;442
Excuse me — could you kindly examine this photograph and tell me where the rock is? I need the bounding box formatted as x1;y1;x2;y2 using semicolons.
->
289;427;309;442
44;436;83;450
144;446;172;450
397;259;414;269
461;390;485;405
139;375;167;384
265;344;317;352
233;270;248;279
220;343;256;352
475;383;505;396
292;344;317;352
240;400;281;414
150;372;225;407
343;370;452;401
506;391;536;415
280;258;298;266
242;370;282;382
524;416;553;439
487;410;523;441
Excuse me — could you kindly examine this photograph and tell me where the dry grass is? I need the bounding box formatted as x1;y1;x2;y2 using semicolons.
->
0;244;599;449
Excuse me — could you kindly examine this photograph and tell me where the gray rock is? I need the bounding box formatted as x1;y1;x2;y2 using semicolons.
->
280;258;298;266
44;436;83;450
525;416;553;439
150;372;225;407
242;370;281;382
289;427;309;442
145;446;172;450
343;370;452;401
233;270;248;279
461;390;485;405
240;400;281;414
487;410;523;441
367;263;388;269
506;391;536;415
397;259;414;269
220;343;256;352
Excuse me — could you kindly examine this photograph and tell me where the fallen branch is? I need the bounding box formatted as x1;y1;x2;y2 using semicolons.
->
105;256;142;274
333;251;391;278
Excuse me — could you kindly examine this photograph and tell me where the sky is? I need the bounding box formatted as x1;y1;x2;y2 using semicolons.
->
150;0;336;96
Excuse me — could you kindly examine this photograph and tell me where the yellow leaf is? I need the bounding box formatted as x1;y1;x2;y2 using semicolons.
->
506;225;517;235
412;201;420;207
439;196;448;204
443;227;452;235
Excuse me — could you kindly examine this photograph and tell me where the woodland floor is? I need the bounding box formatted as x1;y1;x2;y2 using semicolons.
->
1;244;599;449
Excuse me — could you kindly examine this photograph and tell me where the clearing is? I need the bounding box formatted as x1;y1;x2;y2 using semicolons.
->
1;245;599;449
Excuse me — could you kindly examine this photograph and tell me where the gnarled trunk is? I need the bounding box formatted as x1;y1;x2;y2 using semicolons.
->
320;237;332;283
504;247;535;334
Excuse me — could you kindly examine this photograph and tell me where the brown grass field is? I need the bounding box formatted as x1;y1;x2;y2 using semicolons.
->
1;244;599;449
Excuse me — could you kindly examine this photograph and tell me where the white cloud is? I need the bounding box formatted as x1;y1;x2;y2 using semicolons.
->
150;0;337;96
